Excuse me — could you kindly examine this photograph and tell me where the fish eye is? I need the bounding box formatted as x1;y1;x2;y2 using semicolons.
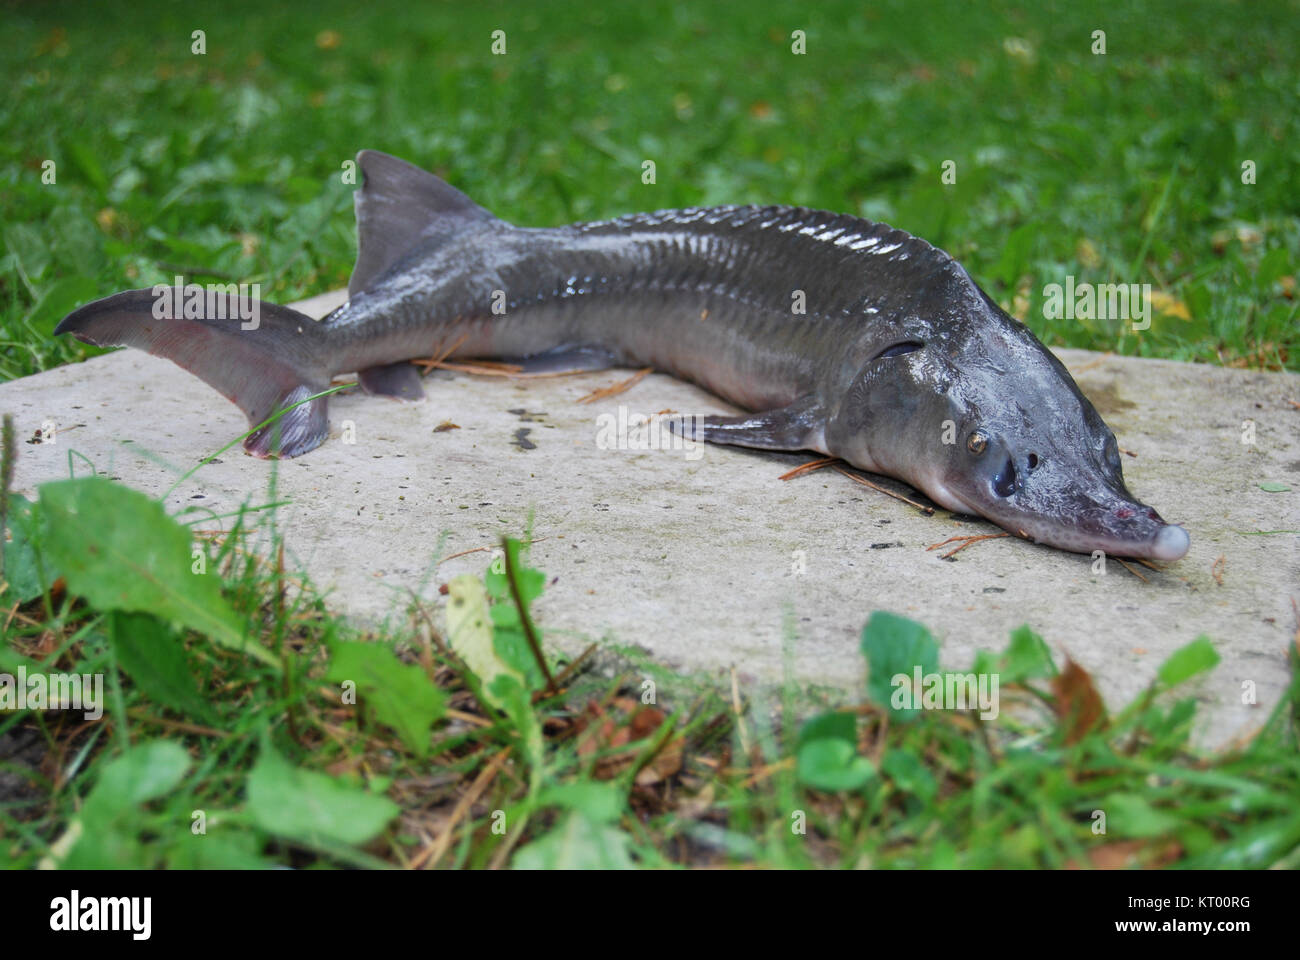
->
967;430;988;455
875;340;924;360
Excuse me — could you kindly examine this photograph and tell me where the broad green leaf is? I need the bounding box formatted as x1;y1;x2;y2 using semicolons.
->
2;494;47;603
1000;625;1057;682
246;742;398;846
1140;697;1198;747
1258;482;1290;493
882;749;937;802
446;573;542;778
484;537;545;604
57;739;194;865
970;649;999;676
489;672;544;773
83;740;192;818
38;477;276;668
998;824;1043;865
110;611;217;724
1156;635;1220;688
445;573;526;707
489;612;545;689
484;538;547;688
325;640;446;756
1098;792;1181;838
537;781;626;824
512;812;636;869
796;738;876;792
796;710;856;749
57;822;145;870
165;830;272;869
928;839;959;868
862;611;940;719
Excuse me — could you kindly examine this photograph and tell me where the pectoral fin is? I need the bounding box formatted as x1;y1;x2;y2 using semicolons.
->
668;396;827;452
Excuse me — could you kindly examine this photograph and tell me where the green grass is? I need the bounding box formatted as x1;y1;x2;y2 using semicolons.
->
3;443;1298;869
1;0;1297;379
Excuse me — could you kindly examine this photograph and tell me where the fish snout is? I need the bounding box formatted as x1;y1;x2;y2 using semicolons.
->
1149;523;1191;561
955;460;1192;560
1102;498;1190;560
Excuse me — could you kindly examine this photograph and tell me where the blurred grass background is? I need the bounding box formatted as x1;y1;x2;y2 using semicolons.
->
2;0;1297;379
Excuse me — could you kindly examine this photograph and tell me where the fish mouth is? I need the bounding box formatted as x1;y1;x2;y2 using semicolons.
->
1081;521;1192;561
931;482;1190;561
1025;515;1191;561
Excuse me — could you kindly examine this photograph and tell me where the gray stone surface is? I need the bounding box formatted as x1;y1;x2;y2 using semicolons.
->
3;288;1297;748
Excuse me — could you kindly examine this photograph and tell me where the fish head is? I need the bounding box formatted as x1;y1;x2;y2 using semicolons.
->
831;292;1189;561
928;375;1191;561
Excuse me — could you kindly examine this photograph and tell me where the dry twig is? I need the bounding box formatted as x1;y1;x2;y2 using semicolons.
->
577;367;653;404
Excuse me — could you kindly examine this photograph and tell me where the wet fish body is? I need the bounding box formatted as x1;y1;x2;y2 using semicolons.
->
56;151;1190;560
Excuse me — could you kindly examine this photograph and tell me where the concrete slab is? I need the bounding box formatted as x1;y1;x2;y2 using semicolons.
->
3;289;1297;749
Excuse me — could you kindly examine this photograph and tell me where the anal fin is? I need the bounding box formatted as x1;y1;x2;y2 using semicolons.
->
668;396;827;452
358;361;425;400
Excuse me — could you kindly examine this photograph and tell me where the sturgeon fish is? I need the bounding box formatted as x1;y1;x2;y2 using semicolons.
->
56;150;1190;561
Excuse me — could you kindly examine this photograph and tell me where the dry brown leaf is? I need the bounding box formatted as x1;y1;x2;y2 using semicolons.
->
1052;658;1107;743
575;697;681;782
1065;839;1182;870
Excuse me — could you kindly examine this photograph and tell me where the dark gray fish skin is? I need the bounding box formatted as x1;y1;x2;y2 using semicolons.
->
55;150;1189;561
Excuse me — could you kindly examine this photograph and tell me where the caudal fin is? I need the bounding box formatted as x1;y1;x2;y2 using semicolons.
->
55;287;331;458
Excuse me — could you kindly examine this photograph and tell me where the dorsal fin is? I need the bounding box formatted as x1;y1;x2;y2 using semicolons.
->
349;150;497;296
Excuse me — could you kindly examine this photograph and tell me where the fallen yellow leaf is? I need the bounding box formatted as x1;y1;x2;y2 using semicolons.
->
1145;289;1190;320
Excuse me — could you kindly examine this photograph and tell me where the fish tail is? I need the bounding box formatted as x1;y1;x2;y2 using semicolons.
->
56;151;500;458
55;286;331;458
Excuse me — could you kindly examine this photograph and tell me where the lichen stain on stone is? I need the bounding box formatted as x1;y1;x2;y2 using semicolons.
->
1079;379;1137;417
